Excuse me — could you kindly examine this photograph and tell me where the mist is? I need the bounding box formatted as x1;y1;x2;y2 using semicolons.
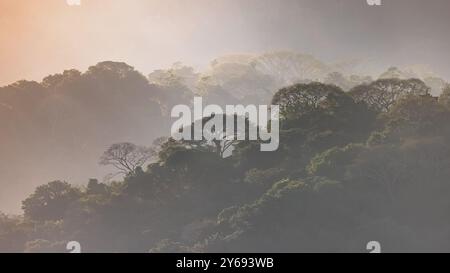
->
1;0;450;253
1;0;450;86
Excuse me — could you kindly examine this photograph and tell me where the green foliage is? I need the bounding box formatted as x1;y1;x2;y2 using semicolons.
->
376;94;450;142
244;168;285;186
202;177;349;252
5;78;450;253
350;78;430;112
272;82;344;120
22;181;82;221
307;144;365;180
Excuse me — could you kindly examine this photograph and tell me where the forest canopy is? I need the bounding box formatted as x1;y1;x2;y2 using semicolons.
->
1;53;450;252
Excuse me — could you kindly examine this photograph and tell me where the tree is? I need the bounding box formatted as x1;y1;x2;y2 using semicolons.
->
307;144;365;180
324;72;352;91
99;142;155;176
86;179;107;195
202;177;349;252
272;82;343;120
251;51;330;85
203;114;257;158
22;181;81;221
199;58;276;105
378;66;413;80
439;84;450;108
380;94;449;140
349;78;430;112
172;113;258;158
0;214;28;252
148;62;199;90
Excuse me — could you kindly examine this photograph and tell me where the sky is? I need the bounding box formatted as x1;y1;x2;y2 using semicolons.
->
0;0;450;84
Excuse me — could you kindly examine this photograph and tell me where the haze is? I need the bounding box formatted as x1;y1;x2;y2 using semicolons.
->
1;0;450;86
1;0;450;214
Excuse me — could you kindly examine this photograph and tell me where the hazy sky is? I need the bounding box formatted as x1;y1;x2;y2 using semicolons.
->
1;0;450;85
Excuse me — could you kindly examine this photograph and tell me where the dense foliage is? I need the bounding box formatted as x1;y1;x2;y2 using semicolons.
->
1;57;450;252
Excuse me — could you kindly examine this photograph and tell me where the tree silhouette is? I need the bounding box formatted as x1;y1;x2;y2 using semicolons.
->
99;142;155;176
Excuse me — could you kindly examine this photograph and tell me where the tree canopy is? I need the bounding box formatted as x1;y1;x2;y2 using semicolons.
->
2;59;450;253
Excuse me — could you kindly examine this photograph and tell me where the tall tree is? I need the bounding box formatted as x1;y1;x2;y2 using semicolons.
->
99;142;155;176
272;82;343;120
349;78;430;112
